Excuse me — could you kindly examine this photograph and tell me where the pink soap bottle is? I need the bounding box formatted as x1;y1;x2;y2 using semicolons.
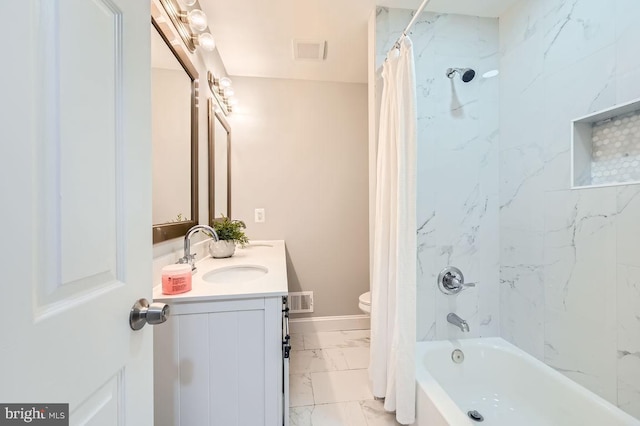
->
161;264;192;295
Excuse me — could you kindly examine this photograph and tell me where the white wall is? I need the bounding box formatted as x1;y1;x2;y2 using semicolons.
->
376;8;500;341
228;76;370;317
499;0;640;416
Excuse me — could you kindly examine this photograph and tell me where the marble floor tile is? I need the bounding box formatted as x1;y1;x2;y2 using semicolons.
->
290;402;368;426
324;347;370;370
304;330;370;350
360;399;402;425
290;373;314;407
311;369;374;404
290;349;349;374
290;333;304;351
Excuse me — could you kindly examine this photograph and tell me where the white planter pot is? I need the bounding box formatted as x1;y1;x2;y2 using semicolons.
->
209;240;236;258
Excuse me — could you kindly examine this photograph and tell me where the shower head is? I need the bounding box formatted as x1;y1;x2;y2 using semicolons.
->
446;67;476;83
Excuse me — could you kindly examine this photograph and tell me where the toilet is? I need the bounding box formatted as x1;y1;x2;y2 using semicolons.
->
358;291;371;314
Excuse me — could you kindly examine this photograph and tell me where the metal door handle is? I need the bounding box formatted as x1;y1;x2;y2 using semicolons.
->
130;298;170;330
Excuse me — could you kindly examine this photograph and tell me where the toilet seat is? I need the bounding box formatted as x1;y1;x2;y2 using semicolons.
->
358;291;371;314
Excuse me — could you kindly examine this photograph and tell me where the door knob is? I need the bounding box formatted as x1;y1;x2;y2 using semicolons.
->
129;298;170;330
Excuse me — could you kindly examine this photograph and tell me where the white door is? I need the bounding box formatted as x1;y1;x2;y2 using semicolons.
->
0;0;153;424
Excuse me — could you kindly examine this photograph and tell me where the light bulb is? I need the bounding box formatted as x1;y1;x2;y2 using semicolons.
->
187;9;208;31
219;77;232;88
224;87;234;97
182;0;197;6
228;97;238;106
197;32;216;51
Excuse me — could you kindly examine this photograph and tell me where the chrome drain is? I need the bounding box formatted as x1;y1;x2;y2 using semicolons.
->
467;410;484;422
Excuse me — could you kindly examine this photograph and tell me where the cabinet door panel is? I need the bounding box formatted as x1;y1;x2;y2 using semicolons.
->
180;314;211;424
153;298;283;426
210;309;266;425
238;310;267;425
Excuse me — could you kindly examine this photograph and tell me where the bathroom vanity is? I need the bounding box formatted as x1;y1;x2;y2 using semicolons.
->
153;241;289;426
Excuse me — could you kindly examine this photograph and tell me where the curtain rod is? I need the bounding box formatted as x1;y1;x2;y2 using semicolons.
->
391;0;431;49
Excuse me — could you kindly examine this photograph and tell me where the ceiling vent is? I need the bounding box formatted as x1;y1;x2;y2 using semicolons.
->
292;39;327;61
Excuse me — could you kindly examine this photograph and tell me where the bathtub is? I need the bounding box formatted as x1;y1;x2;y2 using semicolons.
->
415;338;640;425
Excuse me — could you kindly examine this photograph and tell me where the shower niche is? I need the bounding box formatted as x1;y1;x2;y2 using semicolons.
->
572;97;640;188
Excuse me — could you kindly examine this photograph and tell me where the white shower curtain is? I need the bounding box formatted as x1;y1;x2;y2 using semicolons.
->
369;37;417;425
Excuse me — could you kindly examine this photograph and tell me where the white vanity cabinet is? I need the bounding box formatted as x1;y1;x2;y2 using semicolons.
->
152;241;289;426
154;296;284;426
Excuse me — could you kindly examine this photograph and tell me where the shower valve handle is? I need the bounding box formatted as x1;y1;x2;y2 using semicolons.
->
438;266;478;295
457;279;476;288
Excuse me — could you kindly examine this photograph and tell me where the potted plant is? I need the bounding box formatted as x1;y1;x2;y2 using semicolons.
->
209;215;249;258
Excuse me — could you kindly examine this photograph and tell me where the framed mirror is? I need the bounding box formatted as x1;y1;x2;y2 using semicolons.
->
151;17;199;243
208;97;231;223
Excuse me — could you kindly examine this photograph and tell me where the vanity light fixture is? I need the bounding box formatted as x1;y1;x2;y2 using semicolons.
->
207;71;237;115
196;32;216;52
158;0;216;54
182;9;208;32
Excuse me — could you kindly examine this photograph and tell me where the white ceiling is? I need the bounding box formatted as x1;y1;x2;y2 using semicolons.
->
200;0;522;84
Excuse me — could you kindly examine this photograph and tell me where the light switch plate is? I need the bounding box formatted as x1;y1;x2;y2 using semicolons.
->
255;208;265;223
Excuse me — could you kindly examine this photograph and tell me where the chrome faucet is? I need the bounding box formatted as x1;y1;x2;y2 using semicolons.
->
447;313;469;332
178;225;219;272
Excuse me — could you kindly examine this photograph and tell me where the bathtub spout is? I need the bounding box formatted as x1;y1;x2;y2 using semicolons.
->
447;313;469;332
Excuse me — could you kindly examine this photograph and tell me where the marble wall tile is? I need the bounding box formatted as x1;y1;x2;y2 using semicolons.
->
544;308;618;403
617;264;640;354
417;246;436;341
543;47;617;131
500;264;545;360
615;0;640;104
499;146;546;232
499;34;545;102
542;188;618;403
377;9;500;342
543;188;617;317
499;0;548;56
617;264;640;418
617;185;640;268
618;353;640;420
500;0;640;416
615;70;640;108
539;0;616;74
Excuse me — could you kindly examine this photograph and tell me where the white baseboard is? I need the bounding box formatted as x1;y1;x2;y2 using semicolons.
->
289;314;370;334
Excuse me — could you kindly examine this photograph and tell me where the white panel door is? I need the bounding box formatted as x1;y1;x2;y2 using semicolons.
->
0;0;153;424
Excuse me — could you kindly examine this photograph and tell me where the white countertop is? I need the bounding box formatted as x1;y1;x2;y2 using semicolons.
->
153;240;288;303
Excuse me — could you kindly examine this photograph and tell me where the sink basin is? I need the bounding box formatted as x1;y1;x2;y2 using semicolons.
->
201;265;268;284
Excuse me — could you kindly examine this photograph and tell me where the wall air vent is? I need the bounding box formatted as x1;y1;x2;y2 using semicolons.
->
292;39;327;61
288;291;314;313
